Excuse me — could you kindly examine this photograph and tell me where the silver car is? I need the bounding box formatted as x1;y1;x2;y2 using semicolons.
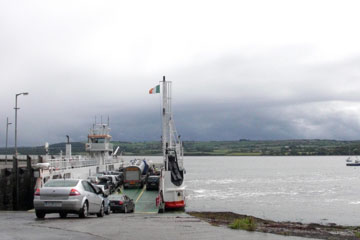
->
33;179;105;219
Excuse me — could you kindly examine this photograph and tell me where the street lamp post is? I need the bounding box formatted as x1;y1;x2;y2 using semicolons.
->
5;117;12;165
14;92;28;157
14;92;28;210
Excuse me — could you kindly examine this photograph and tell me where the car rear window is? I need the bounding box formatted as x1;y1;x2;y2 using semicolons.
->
148;177;159;182
108;195;124;201
100;177;112;181
44;180;79;187
98;179;108;184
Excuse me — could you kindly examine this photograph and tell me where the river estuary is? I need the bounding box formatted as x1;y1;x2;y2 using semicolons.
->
130;155;360;226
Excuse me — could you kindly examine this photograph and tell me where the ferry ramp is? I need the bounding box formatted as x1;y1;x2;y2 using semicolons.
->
121;187;159;214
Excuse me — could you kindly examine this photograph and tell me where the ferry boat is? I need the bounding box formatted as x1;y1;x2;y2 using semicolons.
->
346;156;360;166
30;79;185;213
346;159;360;166
34;122;123;188
154;76;186;212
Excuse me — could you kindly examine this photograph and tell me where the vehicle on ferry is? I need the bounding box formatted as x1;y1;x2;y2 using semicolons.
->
93;184;111;215
146;175;160;190
123;159;149;188
95;177;112;195
108;194;135;213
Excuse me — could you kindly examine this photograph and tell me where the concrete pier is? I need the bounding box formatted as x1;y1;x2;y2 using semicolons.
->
0;211;312;240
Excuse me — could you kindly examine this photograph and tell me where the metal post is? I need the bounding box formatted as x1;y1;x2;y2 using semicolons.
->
5;117;12;165
14;92;28;210
14;92;28;157
15;94;18;158
12;155;18;210
162;76;168;161
14;95;18;210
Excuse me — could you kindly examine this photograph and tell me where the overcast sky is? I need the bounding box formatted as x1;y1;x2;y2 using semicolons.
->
1;0;360;146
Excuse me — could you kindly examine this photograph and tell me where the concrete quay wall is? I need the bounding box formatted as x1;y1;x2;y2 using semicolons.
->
0;167;36;210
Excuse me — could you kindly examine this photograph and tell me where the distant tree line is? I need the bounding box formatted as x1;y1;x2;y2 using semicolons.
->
1;140;360;156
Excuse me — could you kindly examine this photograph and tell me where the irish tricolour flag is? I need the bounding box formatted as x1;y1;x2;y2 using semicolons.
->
149;85;160;94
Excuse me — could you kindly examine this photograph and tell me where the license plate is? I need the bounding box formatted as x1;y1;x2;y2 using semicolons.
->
130;181;135;185
44;201;62;207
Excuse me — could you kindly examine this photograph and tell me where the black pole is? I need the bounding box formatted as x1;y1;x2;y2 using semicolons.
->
12;155;18;210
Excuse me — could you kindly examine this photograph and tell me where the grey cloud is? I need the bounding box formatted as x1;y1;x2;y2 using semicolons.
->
2;22;360;146
3;51;360;147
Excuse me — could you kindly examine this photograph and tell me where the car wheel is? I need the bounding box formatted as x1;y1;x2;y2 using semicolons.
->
97;203;105;217
79;201;88;218
59;212;67;218
35;210;45;219
105;206;110;215
158;203;165;213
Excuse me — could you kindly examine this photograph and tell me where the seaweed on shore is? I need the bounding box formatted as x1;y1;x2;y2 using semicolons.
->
187;211;360;240
229;217;256;231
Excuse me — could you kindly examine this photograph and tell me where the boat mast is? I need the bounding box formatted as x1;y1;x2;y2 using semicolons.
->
161;76;183;171
162;76;169;168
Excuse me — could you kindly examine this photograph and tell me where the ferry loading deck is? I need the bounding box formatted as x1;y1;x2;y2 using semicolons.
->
120;186;159;214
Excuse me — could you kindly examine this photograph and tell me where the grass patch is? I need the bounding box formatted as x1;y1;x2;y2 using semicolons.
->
229;217;256;231
355;232;360;238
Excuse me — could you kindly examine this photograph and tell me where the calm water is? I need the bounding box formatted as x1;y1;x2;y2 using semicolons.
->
126;156;360;226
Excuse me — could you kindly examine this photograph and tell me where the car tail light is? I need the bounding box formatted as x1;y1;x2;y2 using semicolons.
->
34;188;40;196
69;189;81;196
119;201;123;205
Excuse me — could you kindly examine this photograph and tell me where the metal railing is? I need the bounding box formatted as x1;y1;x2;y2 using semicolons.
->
0;154;122;170
0;154;39;160
48;155;121;171
47;157;97;170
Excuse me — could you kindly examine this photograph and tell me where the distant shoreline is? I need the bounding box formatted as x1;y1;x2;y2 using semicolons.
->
1;139;360;156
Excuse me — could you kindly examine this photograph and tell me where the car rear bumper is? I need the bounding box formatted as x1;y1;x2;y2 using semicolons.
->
124;180;142;188
110;205;126;212
146;184;159;190
34;199;82;213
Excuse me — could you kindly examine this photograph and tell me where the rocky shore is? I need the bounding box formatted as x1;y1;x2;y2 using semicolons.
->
188;211;360;240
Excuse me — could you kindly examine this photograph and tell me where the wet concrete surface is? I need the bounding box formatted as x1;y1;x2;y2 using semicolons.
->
0;211;316;240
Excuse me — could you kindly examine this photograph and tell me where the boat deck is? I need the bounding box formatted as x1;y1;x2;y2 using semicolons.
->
121;187;159;214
